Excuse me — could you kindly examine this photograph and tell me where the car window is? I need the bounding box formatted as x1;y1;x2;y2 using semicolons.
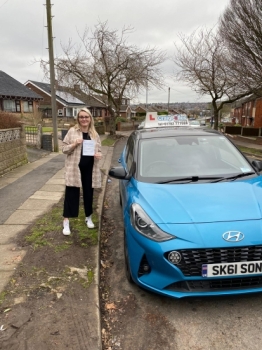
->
138;135;252;181
126;136;135;172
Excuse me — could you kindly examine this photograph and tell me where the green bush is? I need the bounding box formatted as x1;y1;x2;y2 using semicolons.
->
136;112;146;117
0;112;21;129
135;116;145;122
115;117;127;124
94;121;104;126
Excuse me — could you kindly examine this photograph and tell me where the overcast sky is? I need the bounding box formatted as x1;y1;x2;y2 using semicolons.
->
0;0;230;104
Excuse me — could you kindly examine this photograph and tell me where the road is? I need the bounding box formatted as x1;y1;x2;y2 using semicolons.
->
101;137;262;350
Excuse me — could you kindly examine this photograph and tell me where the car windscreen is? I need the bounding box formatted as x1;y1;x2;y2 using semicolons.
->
137;135;253;182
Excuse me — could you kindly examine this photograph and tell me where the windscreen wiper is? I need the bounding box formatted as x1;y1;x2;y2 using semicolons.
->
212;172;256;182
156;176;225;184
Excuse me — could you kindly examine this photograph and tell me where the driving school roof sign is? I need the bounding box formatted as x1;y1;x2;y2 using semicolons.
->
144;112;189;128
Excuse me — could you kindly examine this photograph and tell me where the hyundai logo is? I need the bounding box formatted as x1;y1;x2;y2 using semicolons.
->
168;251;182;264
222;231;244;242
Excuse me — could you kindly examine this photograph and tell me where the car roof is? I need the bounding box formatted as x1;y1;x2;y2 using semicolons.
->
133;127;221;140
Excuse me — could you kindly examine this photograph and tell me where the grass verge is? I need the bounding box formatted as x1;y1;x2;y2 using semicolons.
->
237;145;262;157
101;135;118;147
25;196;98;250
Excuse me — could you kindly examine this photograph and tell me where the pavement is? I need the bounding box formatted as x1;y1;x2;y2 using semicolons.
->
0;129;261;348
0;132;120;350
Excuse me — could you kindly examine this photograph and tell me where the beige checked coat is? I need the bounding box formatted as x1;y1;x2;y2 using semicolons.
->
62;125;102;188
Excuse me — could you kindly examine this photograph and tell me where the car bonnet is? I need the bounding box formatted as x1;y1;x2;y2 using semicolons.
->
133;179;262;224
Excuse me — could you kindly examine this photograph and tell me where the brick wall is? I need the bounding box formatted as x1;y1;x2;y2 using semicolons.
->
0;126;28;176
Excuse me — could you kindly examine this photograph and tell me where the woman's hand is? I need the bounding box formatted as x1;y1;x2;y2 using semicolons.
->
94;153;102;160
74;139;83;147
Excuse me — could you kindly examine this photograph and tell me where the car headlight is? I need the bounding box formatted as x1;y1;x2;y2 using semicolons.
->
130;203;175;242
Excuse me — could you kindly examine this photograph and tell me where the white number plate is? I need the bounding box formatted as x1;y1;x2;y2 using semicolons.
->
202;260;262;278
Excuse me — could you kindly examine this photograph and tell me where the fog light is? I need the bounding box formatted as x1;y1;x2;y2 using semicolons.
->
142;264;150;272
138;254;151;276
168;251;181;264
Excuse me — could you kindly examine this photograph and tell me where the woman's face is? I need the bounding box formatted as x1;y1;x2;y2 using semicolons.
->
78;111;91;129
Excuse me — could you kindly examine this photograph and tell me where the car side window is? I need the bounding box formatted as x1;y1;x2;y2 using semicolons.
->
126;137;134;173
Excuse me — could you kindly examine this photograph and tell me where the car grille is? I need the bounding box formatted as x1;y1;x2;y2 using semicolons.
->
165;276;262;292
165;246;262;276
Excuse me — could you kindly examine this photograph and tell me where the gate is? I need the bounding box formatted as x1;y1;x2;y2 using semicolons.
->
25;125;42;149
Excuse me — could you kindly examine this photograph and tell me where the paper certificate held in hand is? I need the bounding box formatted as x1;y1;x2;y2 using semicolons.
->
82;140;95;156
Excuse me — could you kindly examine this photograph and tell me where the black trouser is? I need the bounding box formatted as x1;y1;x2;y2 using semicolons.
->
63;167;93;218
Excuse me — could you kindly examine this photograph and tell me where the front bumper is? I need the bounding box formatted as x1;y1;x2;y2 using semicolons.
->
124;218;262;298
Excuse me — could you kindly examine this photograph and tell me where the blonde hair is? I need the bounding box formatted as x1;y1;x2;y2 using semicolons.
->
76;107;97;138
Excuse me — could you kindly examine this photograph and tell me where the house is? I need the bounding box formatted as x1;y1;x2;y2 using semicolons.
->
135;104;158;116
0;71;42;116
24;80;86;120
168;108;183;115
117;98;135;119
231;94;262;127
90;94;135;119
66;85;109;119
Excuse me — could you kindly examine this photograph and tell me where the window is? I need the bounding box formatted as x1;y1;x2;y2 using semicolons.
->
138;135;252;181
66;108;73;117
94;109;101;117
23;101;33;113
3;99;21;112
73;108;78;117
126;136;134;172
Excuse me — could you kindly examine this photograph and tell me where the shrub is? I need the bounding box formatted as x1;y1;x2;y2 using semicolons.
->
0;112;21;129
115;117;127;124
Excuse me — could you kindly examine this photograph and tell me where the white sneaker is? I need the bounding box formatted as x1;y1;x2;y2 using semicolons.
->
85;216;94;229
63;219;71;235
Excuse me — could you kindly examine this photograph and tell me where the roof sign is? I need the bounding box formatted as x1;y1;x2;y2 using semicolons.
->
143;112;189;128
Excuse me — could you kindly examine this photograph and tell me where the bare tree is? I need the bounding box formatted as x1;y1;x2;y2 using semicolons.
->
173;28;251;130
219;0;262;92
45;22;166;134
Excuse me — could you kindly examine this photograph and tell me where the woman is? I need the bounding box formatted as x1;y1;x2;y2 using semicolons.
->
62;108;102;235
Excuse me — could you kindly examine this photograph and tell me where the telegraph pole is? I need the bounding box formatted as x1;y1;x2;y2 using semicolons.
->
46;0;58;152
167;87;170;114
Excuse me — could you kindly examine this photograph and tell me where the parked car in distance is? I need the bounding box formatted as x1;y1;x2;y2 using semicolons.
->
137;120;145;129
189;120;201;128
109;112;262;299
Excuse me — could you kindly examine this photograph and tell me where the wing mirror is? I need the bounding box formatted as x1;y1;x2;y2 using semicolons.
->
252;160;262;172
109;166;131;180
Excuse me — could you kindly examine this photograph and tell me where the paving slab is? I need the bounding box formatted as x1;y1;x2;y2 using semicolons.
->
19;198;58;210
45;178;65;185
0;154;65;225
0;245;27;291
0;244;27;269
0;225;27;244
0;178;16;189
4;210;45;225
30;190;64;201
2;169;32;178
39;184;65;192
51;169;65;179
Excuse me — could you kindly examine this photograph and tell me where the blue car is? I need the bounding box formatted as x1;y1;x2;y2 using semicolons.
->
109;113;262;298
